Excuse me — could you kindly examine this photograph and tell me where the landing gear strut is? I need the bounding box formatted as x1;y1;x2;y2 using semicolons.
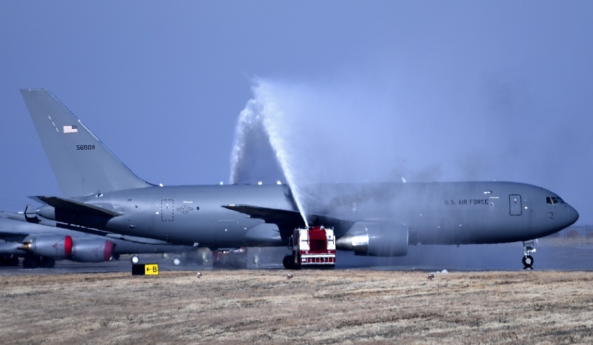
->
522;240;536;269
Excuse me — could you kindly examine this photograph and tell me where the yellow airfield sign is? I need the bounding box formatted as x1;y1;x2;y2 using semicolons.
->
132;263;159;276
145;264;159;275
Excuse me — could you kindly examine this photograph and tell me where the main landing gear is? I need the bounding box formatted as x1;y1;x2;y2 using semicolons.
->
522;240;536;270
0;255;19;267
22;255;55;269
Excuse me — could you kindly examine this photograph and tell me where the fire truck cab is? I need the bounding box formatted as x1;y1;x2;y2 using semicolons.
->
283;226;336;269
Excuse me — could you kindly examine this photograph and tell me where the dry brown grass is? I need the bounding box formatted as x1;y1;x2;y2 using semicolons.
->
1;270;593;344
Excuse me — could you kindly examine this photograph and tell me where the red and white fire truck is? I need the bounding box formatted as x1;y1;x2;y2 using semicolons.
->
283;226;336;269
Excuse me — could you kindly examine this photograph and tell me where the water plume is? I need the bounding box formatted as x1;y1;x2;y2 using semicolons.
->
230;80;309;226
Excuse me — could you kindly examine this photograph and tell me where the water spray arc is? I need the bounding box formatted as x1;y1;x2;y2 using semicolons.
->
230;84;309;227
229;100;257;185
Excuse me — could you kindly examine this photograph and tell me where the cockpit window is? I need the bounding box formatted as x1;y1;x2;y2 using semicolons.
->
546;196;566;205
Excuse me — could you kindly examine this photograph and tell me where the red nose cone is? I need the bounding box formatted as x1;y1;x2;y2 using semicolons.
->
64;236;73;257
103;240;115;261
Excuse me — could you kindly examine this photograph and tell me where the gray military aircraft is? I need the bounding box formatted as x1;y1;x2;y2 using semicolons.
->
19;89;579;269
0;213;195;268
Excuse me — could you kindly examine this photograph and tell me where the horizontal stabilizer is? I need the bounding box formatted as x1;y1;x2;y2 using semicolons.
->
36;196;122;217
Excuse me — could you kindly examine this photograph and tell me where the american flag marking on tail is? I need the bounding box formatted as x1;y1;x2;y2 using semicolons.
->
63;125;78;133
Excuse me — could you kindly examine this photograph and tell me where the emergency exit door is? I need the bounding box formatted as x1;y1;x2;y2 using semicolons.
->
161;199;174;221
509;194;522;216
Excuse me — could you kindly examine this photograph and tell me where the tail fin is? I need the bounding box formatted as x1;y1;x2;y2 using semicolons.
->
20;89;152;197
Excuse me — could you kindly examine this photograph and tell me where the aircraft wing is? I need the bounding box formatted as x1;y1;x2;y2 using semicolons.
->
222;204;306;232
0;231;29;243
0;212;175;246
0;214;51;242
222;204;355;236
35;196;123;217
104;233;178;245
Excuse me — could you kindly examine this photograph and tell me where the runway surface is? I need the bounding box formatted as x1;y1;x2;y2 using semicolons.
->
2;240;592;276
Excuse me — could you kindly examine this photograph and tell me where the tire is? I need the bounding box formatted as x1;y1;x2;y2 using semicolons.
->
522;255;534;268
41;258;55;268
283;255;293;269
293;253;302;270
23;257;38;269
9;256;19;266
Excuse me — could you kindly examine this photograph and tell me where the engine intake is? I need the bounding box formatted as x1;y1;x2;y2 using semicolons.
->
336;222;408;256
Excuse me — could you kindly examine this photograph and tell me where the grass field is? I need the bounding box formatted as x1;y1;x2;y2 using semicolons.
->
1;270;593;344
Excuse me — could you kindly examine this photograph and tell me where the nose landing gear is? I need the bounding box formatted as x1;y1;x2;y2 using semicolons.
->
522;240;536;269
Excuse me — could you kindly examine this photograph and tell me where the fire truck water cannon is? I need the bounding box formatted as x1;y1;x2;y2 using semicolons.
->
283;226;336;270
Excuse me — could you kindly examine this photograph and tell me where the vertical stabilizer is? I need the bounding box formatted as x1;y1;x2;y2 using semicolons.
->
20;89;152;197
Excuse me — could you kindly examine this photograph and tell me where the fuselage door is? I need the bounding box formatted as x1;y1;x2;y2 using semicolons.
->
161;199;174;222
509;194;522;216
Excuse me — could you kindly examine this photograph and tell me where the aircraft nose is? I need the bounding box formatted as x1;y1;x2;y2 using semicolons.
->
565;204;579;227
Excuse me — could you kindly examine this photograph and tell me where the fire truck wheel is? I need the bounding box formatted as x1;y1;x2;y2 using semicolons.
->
283;255;294;269
293;253;302;270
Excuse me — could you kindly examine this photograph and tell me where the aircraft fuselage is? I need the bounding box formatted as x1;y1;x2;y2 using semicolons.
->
44;181;578;249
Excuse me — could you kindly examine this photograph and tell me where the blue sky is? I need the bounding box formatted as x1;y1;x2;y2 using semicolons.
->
1;1;592;223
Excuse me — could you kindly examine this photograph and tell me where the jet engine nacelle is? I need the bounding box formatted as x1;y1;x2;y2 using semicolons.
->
37;205;56;220
71;239;115;262
336;222;409;257
20;235;73;259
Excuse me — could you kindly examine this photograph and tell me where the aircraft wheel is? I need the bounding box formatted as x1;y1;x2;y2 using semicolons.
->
23;257;38;269
40;257;55;268
9;256;19;266
172;257;181;266
130;255;140;264
522;255;534;269
283;255;294;269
